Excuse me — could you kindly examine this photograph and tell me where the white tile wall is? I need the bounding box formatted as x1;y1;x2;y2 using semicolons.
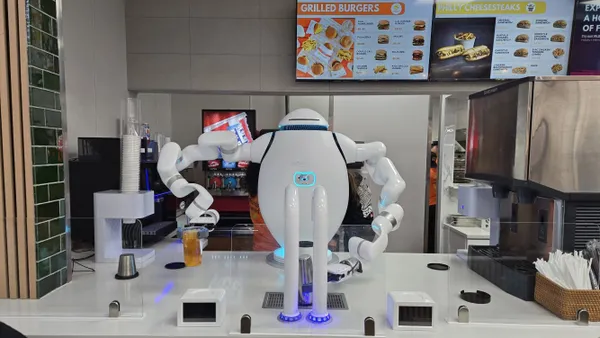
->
191;55;261;91
138;93;173;138
125;0;189;18
126;18;190;54
259;0;296;18
190;19;261;55
260;19;296;55
64;0;129;156
127;54;191;91
189;0;260;18
125;0;495;93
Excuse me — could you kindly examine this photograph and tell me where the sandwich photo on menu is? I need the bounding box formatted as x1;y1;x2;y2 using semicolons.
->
429;18;496;79
515;34;529;43
517;20;530;29
514;48;528;57
410;65;424;74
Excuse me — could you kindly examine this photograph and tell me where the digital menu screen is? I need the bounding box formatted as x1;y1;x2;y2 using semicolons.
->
430;0;575;80
296;1;435;80
202;110;256;171
568;0;600;75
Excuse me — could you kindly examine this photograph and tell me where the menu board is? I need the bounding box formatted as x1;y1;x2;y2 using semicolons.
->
296;1;435;80
430;0;575;80
568;0;600;75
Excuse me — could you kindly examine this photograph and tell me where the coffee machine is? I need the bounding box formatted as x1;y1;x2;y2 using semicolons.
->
463;77;600;300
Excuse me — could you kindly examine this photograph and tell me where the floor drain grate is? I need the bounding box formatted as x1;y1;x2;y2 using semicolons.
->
262;292;349;310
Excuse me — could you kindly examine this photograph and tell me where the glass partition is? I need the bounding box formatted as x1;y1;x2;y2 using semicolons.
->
0;216;144;318
221;222;387;336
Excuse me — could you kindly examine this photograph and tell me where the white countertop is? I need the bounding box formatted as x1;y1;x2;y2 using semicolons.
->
0;239;597;338
444;223;490;240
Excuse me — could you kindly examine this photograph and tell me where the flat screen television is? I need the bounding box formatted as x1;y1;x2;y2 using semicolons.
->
295;0;435;81
429;0;576;80
201;110;257;171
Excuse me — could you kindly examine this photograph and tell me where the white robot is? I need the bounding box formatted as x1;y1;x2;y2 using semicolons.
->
157;108;405;324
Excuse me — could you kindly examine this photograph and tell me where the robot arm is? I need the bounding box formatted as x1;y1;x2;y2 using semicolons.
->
157;131;238;224
327;134;405;281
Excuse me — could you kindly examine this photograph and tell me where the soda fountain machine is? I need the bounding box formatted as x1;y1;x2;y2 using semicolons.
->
461;77;600;301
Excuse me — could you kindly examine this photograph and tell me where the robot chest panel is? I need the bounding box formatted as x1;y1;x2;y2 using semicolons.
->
257;132;349;242
259;132;347;182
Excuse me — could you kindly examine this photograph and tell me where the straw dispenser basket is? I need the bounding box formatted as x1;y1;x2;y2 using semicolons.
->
534;273;600;321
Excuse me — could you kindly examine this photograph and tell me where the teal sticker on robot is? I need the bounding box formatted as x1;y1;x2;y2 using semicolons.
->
294;171;316;187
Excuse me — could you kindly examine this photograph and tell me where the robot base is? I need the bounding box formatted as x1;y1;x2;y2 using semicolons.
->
266;247;338;269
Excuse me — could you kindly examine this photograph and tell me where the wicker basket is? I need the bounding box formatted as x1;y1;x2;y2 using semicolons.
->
534;273;600;321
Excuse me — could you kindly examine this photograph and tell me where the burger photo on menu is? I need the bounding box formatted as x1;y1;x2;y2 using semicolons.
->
413;35;425;46
429;18;496;80
378;35;389;44
378;20;390;30
375;49;387;61
412;50;423;61
296;17;356;79
413;20;426;31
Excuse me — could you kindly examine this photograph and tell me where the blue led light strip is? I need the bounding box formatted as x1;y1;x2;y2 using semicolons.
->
307;312;332;324
278;312;302;323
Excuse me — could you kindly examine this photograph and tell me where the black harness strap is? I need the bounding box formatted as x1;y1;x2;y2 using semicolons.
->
260;131;277;164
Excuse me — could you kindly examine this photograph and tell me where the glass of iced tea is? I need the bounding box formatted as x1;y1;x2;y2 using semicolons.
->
182;228;202;267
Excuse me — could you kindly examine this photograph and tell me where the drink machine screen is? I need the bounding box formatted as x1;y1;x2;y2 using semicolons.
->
202;110;257;171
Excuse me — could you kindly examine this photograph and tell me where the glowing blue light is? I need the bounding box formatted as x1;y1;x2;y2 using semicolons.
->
154;191;172;198
274;247;285;258
307;312;331;324
274;247;333;259
154;281;174;304
293;171;316;187
278;312;302;323
145;168;151;190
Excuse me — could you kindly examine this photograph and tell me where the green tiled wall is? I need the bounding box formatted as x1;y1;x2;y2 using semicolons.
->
26;0;67;298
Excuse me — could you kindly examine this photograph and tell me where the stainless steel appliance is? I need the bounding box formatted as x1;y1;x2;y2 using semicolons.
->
465;77;600;300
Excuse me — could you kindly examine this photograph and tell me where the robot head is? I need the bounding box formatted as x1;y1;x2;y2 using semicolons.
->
278;108;329;131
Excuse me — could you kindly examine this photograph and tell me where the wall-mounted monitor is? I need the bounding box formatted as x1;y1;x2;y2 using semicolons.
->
568;0;600;75
295;0;435;80
201;110;256;171
429;0;576;80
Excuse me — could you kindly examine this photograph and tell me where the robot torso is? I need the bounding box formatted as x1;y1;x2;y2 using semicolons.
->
258;130;349;247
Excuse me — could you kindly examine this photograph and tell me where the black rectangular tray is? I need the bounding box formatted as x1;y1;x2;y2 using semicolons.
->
467;245;537;301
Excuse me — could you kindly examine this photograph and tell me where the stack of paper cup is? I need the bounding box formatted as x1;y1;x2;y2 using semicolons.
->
121;134;141;193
